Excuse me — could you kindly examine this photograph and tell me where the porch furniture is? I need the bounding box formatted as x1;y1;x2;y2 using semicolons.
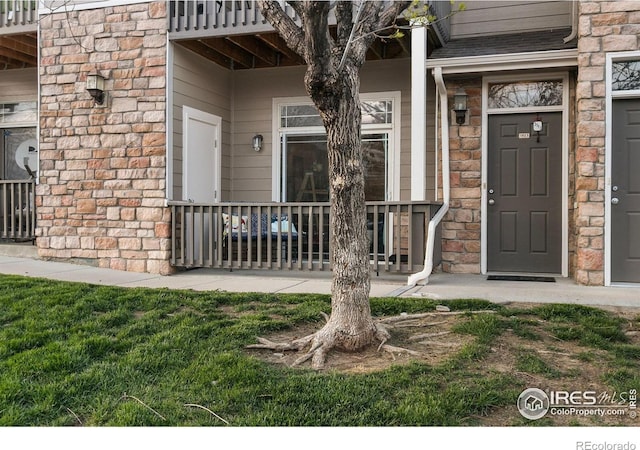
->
223;213;298;262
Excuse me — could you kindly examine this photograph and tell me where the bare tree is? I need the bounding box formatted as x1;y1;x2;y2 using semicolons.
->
246;0;412;369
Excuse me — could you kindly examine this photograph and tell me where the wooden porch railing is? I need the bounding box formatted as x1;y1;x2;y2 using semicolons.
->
167;0;451;43
169;200;441;274
0;0;37;33
0;179;35;241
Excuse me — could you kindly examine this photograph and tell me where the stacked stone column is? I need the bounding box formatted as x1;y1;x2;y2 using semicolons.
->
37;2;171;274
441;80;482;274
575;1;640;284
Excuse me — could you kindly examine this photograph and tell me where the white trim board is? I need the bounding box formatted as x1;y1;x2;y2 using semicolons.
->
38;0;150;14
427;49;578;75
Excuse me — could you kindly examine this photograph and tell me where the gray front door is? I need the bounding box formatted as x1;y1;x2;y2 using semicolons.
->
611;99;640;283
487;113;562;273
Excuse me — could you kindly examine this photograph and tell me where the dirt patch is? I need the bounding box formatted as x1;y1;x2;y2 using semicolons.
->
250;314;476;374
246;304;640;426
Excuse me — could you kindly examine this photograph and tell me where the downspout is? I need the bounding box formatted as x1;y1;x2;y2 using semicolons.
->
563;0;578;43
407;66;450;286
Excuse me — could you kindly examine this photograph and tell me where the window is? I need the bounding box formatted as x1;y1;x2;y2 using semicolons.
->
612;60;640;91
1;127;37;179
283;133;388;202
280;100;393;128
0;102;37;125
0;101;37;180
488;81;563;109
276;93;398;203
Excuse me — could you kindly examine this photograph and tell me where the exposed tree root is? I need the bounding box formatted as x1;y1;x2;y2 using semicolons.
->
247;310;497;368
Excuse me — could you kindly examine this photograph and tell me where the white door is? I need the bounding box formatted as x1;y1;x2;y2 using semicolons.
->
183;106;221;203
183;107;221;262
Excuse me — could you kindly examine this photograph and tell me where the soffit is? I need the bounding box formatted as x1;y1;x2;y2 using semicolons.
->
0;33;37;70
174;26;441;70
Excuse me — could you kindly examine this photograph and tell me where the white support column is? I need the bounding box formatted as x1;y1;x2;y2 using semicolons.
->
411;24;427;201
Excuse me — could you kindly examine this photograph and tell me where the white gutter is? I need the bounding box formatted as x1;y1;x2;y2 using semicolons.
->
407;66;450;286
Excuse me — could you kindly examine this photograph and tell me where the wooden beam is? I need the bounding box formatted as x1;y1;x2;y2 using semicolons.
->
367;40;384;60
256;33;304;64
200;37;255;69
226;35;278;67
0;37;36;65
177;40;233;70
0;55;28;70
0;35;38;67
396;33;411;58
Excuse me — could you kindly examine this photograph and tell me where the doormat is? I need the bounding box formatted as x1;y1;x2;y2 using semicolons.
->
487;275;556;282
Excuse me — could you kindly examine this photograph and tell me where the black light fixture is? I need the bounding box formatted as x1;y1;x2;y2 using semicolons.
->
453;88;468;125
86;72;105;105
252;134;263;152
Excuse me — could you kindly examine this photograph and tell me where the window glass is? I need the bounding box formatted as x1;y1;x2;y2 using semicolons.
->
280;100;392;128
0;102;37;124
280;105;323;128
612;60;640;91
284;135;329;202
488;81;563;109
2;127;37;179
362;100;392;125
283;133;387;202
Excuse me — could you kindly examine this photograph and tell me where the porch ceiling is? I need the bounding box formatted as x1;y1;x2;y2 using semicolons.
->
0;33;37;70
175;29;422;70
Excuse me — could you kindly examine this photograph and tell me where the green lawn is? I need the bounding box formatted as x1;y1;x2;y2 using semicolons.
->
0;274;638;426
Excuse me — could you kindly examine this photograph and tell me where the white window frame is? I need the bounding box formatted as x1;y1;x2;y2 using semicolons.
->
481;72;570;277
271;91;401;202
605;50;640;286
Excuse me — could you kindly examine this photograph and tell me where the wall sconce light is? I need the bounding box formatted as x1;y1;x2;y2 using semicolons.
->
453;88;468;125
252;134;263;152
86;72;105;105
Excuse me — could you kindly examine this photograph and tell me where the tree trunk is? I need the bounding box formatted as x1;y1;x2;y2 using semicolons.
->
252;0;412;367
304;64;386;363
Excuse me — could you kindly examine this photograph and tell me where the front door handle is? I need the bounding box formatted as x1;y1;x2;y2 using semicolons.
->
488;199;495;206
611;197;619;205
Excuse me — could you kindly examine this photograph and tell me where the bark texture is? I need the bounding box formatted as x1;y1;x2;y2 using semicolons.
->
256;0;410;367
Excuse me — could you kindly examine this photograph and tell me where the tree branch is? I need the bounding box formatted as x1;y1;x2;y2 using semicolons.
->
335;1;353;49
375;1;412;32
257;0;306;60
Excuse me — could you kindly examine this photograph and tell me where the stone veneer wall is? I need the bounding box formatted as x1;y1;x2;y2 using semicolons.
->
575;0;640;285
37;1;171;274
440;79;482;274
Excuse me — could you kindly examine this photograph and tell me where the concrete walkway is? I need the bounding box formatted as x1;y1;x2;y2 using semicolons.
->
0;255;637;309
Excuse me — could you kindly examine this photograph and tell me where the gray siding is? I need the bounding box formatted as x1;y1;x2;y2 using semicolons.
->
0;68;37;103
231;58;436;202
450;1;572;39
171;44;232;200
232;66;306;202
173;56;436;203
